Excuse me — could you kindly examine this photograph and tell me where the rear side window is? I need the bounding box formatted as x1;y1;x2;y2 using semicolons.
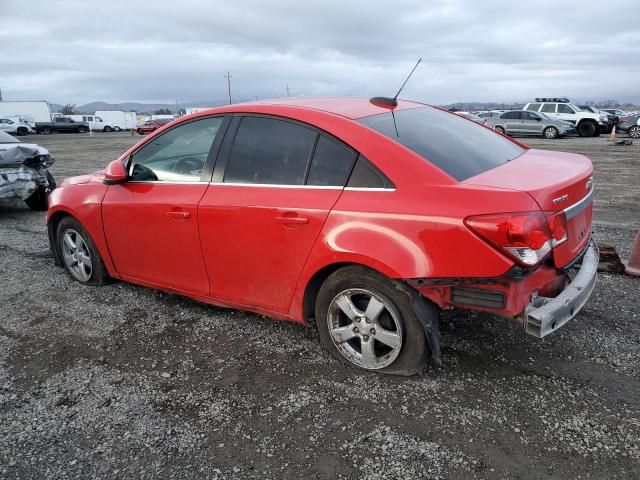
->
501;111;520;119
347;156;394;189
306;135;357;186
224;117;316;185
359;107;524;181
541;104;556;113
526;103;541;111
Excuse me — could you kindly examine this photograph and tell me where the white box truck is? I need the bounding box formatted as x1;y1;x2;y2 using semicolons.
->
94;111;137;131
0;101;53;126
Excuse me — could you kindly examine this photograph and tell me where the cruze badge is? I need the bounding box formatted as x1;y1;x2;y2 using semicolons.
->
553;194;569;204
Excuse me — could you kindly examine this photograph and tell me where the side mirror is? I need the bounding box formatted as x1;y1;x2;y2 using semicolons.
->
535;117;542;121
103;160;127;185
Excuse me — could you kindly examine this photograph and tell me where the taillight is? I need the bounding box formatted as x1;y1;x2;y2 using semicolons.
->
465;211;568;267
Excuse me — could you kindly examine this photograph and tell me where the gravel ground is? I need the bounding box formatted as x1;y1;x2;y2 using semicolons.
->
0;132;639;479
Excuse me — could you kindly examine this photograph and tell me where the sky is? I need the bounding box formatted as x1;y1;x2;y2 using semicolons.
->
1;0;639;106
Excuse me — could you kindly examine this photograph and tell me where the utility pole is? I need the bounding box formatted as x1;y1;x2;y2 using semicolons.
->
286;84;291;97
0;87;3;102
224;72;232;105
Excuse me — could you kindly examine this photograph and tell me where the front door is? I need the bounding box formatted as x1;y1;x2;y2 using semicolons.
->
101;116;227;295
198;116;357;313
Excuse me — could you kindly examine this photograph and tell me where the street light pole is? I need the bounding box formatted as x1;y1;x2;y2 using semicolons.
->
224;72;232;105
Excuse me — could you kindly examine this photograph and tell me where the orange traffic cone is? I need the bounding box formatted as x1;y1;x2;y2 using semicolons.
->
609;124;616;142
625;231;640;277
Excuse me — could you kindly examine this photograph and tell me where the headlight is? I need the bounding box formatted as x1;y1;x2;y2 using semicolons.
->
600;115;608;122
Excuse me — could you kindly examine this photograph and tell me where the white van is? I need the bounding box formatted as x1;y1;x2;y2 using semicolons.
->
94;111;137;131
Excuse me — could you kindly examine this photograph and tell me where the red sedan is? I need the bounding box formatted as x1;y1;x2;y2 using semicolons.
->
136;118;173;135
46;97;597;375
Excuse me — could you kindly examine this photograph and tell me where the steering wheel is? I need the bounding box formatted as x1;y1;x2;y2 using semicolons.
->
173;156;203;175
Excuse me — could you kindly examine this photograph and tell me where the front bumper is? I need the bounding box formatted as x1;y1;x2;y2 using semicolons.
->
521;239;598;338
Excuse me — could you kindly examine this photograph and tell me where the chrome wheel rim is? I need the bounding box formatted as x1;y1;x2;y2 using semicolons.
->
630;126;640;138
545;127;557;138
327;288;403;370
61;228;93;282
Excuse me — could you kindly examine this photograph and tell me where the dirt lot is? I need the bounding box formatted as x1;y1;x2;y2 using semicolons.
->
1;132;638;479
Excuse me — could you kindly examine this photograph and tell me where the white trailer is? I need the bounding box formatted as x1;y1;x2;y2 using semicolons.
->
94;111;137;131
0;101;53;124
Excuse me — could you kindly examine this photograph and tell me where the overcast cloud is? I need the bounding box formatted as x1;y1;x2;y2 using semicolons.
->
1;0;639;106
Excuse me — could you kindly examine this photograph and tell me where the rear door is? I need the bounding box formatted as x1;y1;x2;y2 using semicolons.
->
198;115;357;313
102;116;228;294
501;111;521;134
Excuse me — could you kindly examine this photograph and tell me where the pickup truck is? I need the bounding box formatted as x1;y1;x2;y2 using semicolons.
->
36;117;90;134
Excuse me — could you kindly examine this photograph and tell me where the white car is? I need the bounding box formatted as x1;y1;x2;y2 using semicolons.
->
0;117;34;136
523;98;607;137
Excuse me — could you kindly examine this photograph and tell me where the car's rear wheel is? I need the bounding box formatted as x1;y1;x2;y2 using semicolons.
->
315;266;431;376
57;217;109;285
41;126;52;134
114;126;122;132
543;126;559;139
577;121;596;137
494;126;506;134
629;125;640;139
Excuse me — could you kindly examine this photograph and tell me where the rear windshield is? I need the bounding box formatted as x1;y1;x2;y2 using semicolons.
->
359;106;525;181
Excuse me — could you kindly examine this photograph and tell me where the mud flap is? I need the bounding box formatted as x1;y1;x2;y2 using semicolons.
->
399;283;442;368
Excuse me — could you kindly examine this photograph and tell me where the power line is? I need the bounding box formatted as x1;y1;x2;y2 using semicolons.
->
224;72;232;105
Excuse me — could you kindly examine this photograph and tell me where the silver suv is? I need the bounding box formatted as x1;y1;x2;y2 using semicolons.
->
523;98;607;137
486;110;574;139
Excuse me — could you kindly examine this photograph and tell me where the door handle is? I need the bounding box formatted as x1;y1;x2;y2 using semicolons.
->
166;210;191;220
276;215;309;225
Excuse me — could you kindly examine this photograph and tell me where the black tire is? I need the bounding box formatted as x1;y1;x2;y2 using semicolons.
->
543;126;559;139
137;128;144;135
629;125;640;139
114;126;122;132
56;216;109;286
103;126;113;132
16;127;28;136
577;121;596;137
315;265;434;376
24;171;55;211
41;126;52;135
494;126;506;134
77;126;87;133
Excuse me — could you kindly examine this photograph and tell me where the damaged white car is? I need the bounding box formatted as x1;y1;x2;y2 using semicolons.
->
0;131;56;211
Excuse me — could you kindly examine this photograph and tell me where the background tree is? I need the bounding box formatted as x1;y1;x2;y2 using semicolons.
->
61;104;76;115
154;108;172;115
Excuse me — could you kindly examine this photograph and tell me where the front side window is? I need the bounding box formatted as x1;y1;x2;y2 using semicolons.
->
541;104;556;113
359;107;524;181
522;111;540;120
224;117;316;185
129;117;224;182
558;104;575;114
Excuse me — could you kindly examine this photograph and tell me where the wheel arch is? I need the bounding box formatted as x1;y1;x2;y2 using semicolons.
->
47;209;75;266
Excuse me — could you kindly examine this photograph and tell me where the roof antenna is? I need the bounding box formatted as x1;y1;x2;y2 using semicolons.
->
370;58;422;108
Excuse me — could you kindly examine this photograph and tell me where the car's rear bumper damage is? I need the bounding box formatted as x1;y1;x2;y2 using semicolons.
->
407;238;598;338
520;239;598;337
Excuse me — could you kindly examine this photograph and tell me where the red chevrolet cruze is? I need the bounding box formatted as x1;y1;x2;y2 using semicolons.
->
47;97;598;375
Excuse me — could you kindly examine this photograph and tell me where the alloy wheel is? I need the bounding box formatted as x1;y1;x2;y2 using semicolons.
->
61;229;93;282
327;288;403;369
630;126;640;139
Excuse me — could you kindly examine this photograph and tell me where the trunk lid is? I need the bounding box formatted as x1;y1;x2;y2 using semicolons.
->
463;148;593;267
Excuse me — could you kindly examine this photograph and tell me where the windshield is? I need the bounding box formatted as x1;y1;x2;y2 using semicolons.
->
359;107;525;181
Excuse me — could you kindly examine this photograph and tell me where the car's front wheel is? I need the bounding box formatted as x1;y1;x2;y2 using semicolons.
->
315;266;431;376
577;121;596;137
103;126;113;132
543;126;559;139
57;217;109;285
77;126;87;133
629;125;640;139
